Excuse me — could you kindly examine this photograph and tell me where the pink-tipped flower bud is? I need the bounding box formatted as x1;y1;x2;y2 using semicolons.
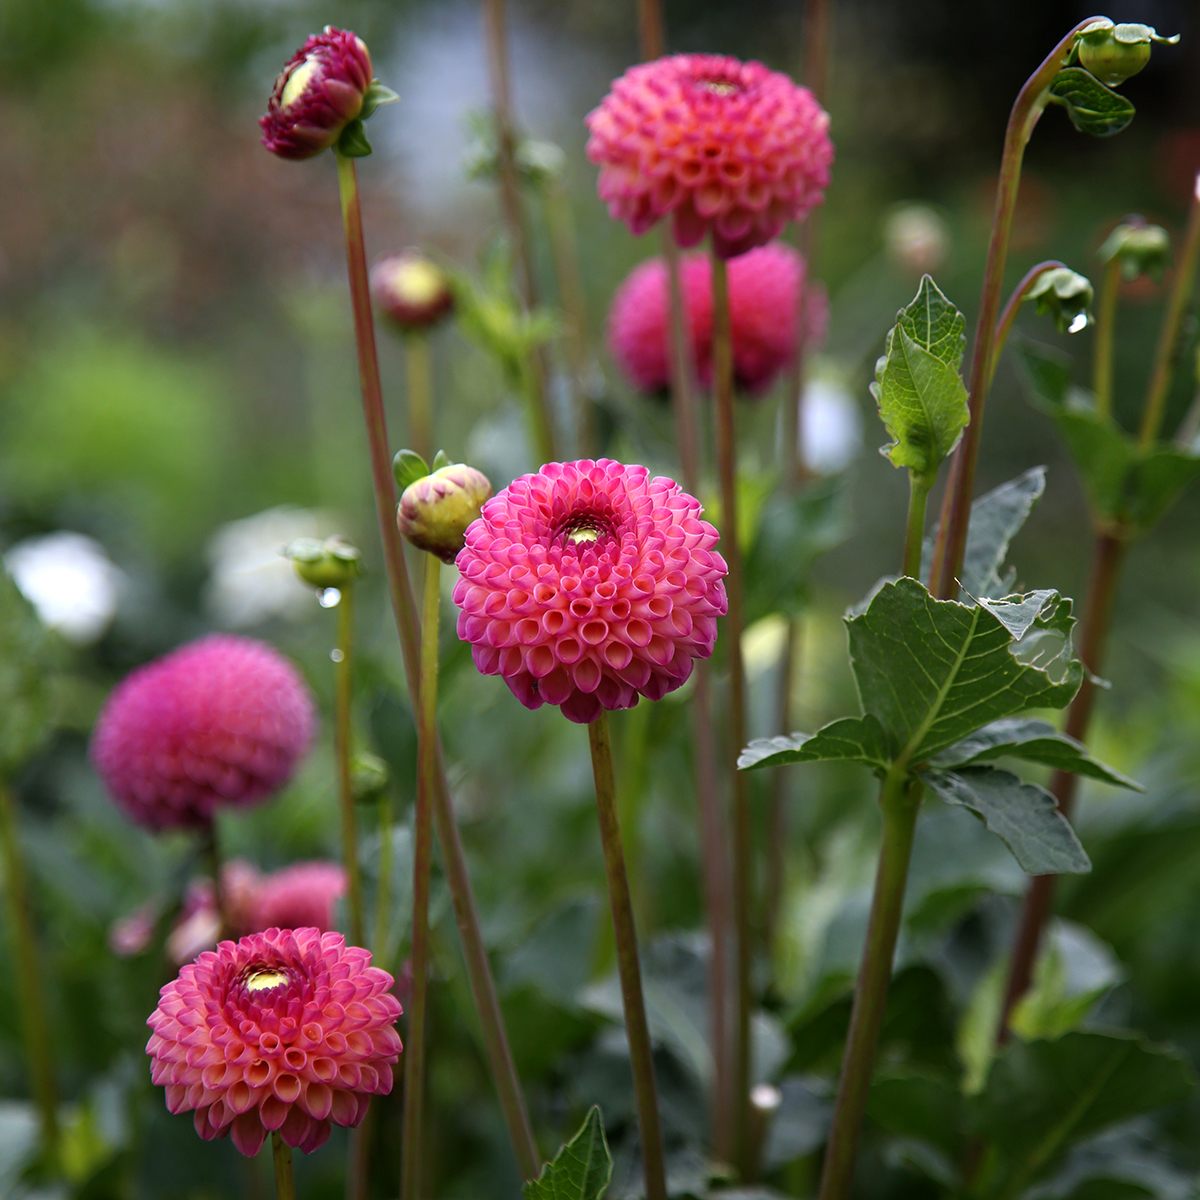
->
371;253;456;333
260;28;374;160
397;464;493;563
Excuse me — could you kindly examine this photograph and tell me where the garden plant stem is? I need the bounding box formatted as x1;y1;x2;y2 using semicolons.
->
335;149;541;1181
586;711;668;1200
402;556;440;1200
1093;256;1122;420
930;19;1100;600
903;473;932;580
816;771;923;1200
202;819;227;938
335;581;364;948
988;261;1069;389
405;333;434;463
0;784;58;1171
712;248;752;1174
272;1132;297;1200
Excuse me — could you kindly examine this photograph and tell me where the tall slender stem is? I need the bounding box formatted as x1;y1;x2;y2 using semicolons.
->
1092;256;1122;420
374;789;393;959
997;530;1125;1037
712;249;752;1173
1140;176;1200;447
272;1132;297;1200
902;473;931;580
929;20;1100;600
402;556;440;1200
336;582;364;948
333;148;539;1180
587;712;668;1200
988;260;1069;390
405;333;434;463
637;0;664;59
0;784;58;1171
816;771;923;1200
202;819;227;939
764;620;799;954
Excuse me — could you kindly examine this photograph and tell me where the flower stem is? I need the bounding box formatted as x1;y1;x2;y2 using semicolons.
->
405;333;434;463
201;818;228;939
374;788;393;959
402;555;440;1200
1092;256;1122;421
335;581;364;949
711;247;752;1174
0;784;58;1172
272;1131;297;1200
996;529;1125;1039
929;20;1097;600
816;770;923;1200
1140;176;1200;447
333;148;539;1180
903;472;932;580
988;260;1069;390
587;711;668;1200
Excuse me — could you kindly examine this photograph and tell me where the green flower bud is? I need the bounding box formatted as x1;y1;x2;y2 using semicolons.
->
284;535;363;588
351;751;389;802
1098;217;1171;282
397;463;492;562
1027;267;1094;334
1076;20;1178;88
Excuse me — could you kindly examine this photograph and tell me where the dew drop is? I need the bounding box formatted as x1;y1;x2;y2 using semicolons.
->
1068;312;1088;334
330;648;345;663
318;588;341;608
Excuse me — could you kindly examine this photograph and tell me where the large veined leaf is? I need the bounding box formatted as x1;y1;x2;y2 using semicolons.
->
1048;67;1136;137
871;277;970;478
738;715;891;772
523;1106;612;1200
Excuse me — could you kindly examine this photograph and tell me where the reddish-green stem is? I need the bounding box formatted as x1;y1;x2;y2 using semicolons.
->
402;556;439;1200
272;1131;297;1200
930;20;1101;599
587;711;668;1200
1092;256;1122;420
405;333;434;463
712;249;752;1173
335;582;364;949
988;260;1069;390
333;150;540;1181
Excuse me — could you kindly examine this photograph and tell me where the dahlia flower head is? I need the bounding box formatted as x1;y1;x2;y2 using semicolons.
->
91;634;316;831
453;460;728;724
147;927;401;1157
371;252;456;333
586;54;833;259
260;27;373;160
608;241;828;395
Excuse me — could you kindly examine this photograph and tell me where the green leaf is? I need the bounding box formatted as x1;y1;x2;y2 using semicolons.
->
359;81;399;121
868;1067;964;1161
0;570;58;775
431;449;451;471
1048;68;1137;137
739;715;891;773
392;448;430;491
971;1032;1196;1195
523;1106;612;1200
871;277;970;477
920;766;1090;875
931;717;1141;788
336;118;373;158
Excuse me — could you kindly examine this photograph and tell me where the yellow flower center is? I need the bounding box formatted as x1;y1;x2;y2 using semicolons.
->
280;57;321;110
245;967;289;993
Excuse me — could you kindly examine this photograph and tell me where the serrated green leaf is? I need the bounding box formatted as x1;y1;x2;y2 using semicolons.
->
523;1105;612;1200
739;715;891;773
932;717;1141;788
392;448;430;491
889;275;967;369
921;766;1090;875
336;118;373;158
1049;68;1136;137
971;1032;1196;1196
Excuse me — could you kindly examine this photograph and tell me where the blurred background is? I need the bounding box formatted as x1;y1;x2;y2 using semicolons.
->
2;0;1200;1197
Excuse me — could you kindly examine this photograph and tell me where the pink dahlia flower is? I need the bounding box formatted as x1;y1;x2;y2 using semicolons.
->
147;927;402;1157
453;460;728;724
260;27;373;160
586;54;833;259
608;242;827;395
249;863;348;935
91;635;316;831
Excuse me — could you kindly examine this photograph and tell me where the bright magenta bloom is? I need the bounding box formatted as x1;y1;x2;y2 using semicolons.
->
146;927;402;1157
453;460;728;724
260;27;373;160
586;54;832;258
91;635;315;831
608;242;826;395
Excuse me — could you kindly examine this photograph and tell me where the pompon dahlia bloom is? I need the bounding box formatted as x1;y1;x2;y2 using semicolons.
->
249;863;348;935
147;928;401;1157
586;54;833;259
608;242;827;395
453;460;728;724
260;27;373;160
91;635;316;831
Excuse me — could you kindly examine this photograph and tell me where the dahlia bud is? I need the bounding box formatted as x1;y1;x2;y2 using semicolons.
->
351;751;390;802
284;535;362;589
260;27;397;161
1098;218;1171;283
1027;267;1094;334
1076;20;1178;88
397;463;493;563
371;253;455;333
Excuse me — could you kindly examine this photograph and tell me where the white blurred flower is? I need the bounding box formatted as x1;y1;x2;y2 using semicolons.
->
884;204;951;277
801;379;862;474
204;506;338;628
4;531;124;644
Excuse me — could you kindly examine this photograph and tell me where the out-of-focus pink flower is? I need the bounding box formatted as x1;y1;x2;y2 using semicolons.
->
109;900;159;958
260;27;373;160
90;635;316;832
607;242;826;395
249;863;347;934
371;252;456;332
147;927;401;1157
453;460;728;724
586;54;833;258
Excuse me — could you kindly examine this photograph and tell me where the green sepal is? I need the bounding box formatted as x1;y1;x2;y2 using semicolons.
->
336;119;373;158
359;81;399;121
522;1105;612;1200
1026;267;1094;334
431;449;451;471
1048;67;1136;137
392;448;430;491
